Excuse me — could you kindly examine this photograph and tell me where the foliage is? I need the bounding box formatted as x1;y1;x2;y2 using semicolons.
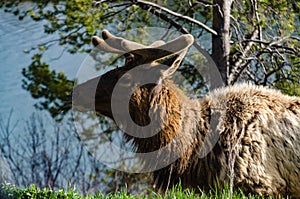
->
1;0;299;120
0;183;274;199
275;63;300;96
22;54;73;120
0;183;82;199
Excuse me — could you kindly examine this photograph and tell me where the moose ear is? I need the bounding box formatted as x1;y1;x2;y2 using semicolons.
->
160;49;188;79
149;46;190;106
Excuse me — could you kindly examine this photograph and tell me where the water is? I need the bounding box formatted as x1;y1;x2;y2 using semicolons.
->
0;3;88;186
0;5;85;123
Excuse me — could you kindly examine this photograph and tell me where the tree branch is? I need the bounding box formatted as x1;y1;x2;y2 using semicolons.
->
133;0;217;35
229;33;300;83
194;0;217;7
228;29;259;83
241;38;299;55
93;0;217;36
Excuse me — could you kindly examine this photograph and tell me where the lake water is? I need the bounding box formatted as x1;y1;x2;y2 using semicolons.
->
0;5;86;125
0;3;88;186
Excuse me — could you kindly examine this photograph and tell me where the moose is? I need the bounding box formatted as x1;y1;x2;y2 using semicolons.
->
72;30;300;197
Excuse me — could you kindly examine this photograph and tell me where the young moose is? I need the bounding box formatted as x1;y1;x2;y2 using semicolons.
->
72;30;300;197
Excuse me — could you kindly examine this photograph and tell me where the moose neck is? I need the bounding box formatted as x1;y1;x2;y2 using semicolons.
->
124;80;207;154
123;80;212;190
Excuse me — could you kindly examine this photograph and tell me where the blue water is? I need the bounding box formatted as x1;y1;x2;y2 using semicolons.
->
0;5;89;185
0;5;86;124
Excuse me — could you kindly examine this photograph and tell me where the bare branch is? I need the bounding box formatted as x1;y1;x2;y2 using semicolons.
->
100;4;132;20
251;0;262;41
194;0;216;7
228;29;259;83
229;33;300;84
241;38;299;55
134;0;217;35
93;0;217;36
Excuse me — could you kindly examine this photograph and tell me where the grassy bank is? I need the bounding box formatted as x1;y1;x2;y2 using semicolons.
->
0;183;270;199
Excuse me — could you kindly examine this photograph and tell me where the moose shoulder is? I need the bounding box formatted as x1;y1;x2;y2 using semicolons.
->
72;30;300;197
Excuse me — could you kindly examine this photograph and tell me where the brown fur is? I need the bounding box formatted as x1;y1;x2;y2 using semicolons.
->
125;80;300;197
72;31;300;198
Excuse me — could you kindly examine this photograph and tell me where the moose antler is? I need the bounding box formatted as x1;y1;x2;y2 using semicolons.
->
92;29;146;53
92;30;194;63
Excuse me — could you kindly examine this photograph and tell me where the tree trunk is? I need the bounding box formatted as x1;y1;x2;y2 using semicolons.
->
211;0;233;85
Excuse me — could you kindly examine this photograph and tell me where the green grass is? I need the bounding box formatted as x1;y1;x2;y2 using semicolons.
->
0;183;270;199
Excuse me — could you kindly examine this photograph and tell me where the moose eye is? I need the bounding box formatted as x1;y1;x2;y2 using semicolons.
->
125;53;134;65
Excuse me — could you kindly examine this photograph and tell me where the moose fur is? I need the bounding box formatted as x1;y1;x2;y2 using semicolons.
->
72;30;300;197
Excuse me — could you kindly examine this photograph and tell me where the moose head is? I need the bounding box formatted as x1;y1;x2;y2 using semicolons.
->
72;30;194;126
